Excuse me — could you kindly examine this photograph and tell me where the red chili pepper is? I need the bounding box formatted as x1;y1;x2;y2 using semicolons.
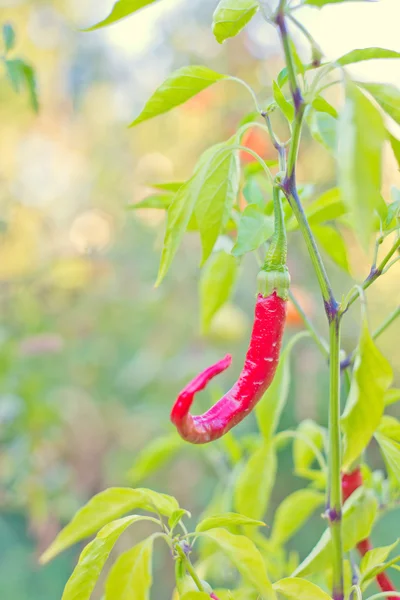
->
171;185;289;444
342;468;399;598
171;291;287;443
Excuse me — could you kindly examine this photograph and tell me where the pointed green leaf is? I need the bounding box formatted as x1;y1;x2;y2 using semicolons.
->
273;577;331;600
168;509;191;531
128;194;172;210
337;47;400;67
375;434;400;485
40;487;178;563
385;388;400;407
358;82;400;125
305;0;374;6
105;536;154;600
202;528;276;599
273;80;294;122
306;188;347;226
342;317;392;470
130;66;226;127
85;0;160;31
293;420;325;472
271;490;324;546
150;182;185;193
312;225;350;272
389;134;400;170
234;443;277;520
4;58;24;92
360;540;399;585
293;489;378;576
200;250;238;333
309;111;336;152
196;513;265;533
127;435;184;484
3;23;15;53
62;516;146;600
337;82;386;248
312;96;338;119
194;140;240;263
212;0;258;44
378;415;400;442
232;205;274;257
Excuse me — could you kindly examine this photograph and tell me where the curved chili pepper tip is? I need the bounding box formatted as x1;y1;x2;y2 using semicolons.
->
171;354;232;426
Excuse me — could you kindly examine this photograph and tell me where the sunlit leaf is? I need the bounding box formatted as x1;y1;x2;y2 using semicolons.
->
312;225;350;272
337;82;386;248
271;490;324;546
212;0;258;44
342;316;392;470
337;47;400;67
194;139;240;262
232;204;274;257
2;23;15;53
389;134;400;170
40;488;178;563
196;513;265;532
309;112;336;152
128;194;172;210
305;0;375;6
150;182;185;193
105;536;154;600
273;577;331;600
385;388;400;406
202;528;276;599
200;250;238;333
375;434;400;485
129;66;226;127
306;188;347;225
293;420;325;472
378;415;400;442
312;96;338;119
358;82;400;125
85;0;161;31
127;435;184;484
293;489;377;576
234;442;277;520
62;516;146;600
168;509;191;531
273;80;294;122
360;540;399;587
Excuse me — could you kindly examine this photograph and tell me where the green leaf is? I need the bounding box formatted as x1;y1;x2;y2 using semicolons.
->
273;80;294;122
200;251;238;333
312;225;350;272
312;96;338;119
196;513;265;533
358;82;400;125
309;112;336;152
360;540;399;585
293;489;378;576
202;528;276;599
181;594;210;600
378;415;400;442
273;577;331;600
375;434;400;485
341;316;392;470
3;23;15;53
155;180;194;286
389;134;400;170
234;442;277;520
62;516;146;600
212;0;258;44
5;59;39;112
4;58;24;91
128;194;172;210
293;420;325;472
104;536;154;600
168;509;191;531
337;82;386;248
255;333;308;441
84;0;160;30
150;182;184;193
271;490;324;546
242;177;265;209
306;188;347;226
232;205;274;257
130;66;226;127
305;0;374;6
385;388;400;406
384;196;400;229
194;139;240;262
127;435;184;484
360;553;400;587
40;487;178;563
337;47;400;67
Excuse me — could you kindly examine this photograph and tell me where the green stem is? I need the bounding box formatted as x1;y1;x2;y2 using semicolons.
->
328;316;344;600
264;185;287;269
176;544;204;593
342;238;400;313
373;306;400;339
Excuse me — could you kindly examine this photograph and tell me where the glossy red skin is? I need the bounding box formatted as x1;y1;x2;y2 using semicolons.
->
342;468;399;598
171;292;287;444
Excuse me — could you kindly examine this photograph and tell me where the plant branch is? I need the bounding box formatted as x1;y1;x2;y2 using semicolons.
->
176;544;204;592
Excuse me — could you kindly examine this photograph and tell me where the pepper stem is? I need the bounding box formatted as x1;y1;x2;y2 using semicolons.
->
258;184;290;300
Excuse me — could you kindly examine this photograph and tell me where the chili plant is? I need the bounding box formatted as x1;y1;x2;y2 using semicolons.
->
41;1;400;599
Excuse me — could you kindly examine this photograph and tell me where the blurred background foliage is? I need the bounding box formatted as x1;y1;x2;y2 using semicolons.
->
0;0;399;598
